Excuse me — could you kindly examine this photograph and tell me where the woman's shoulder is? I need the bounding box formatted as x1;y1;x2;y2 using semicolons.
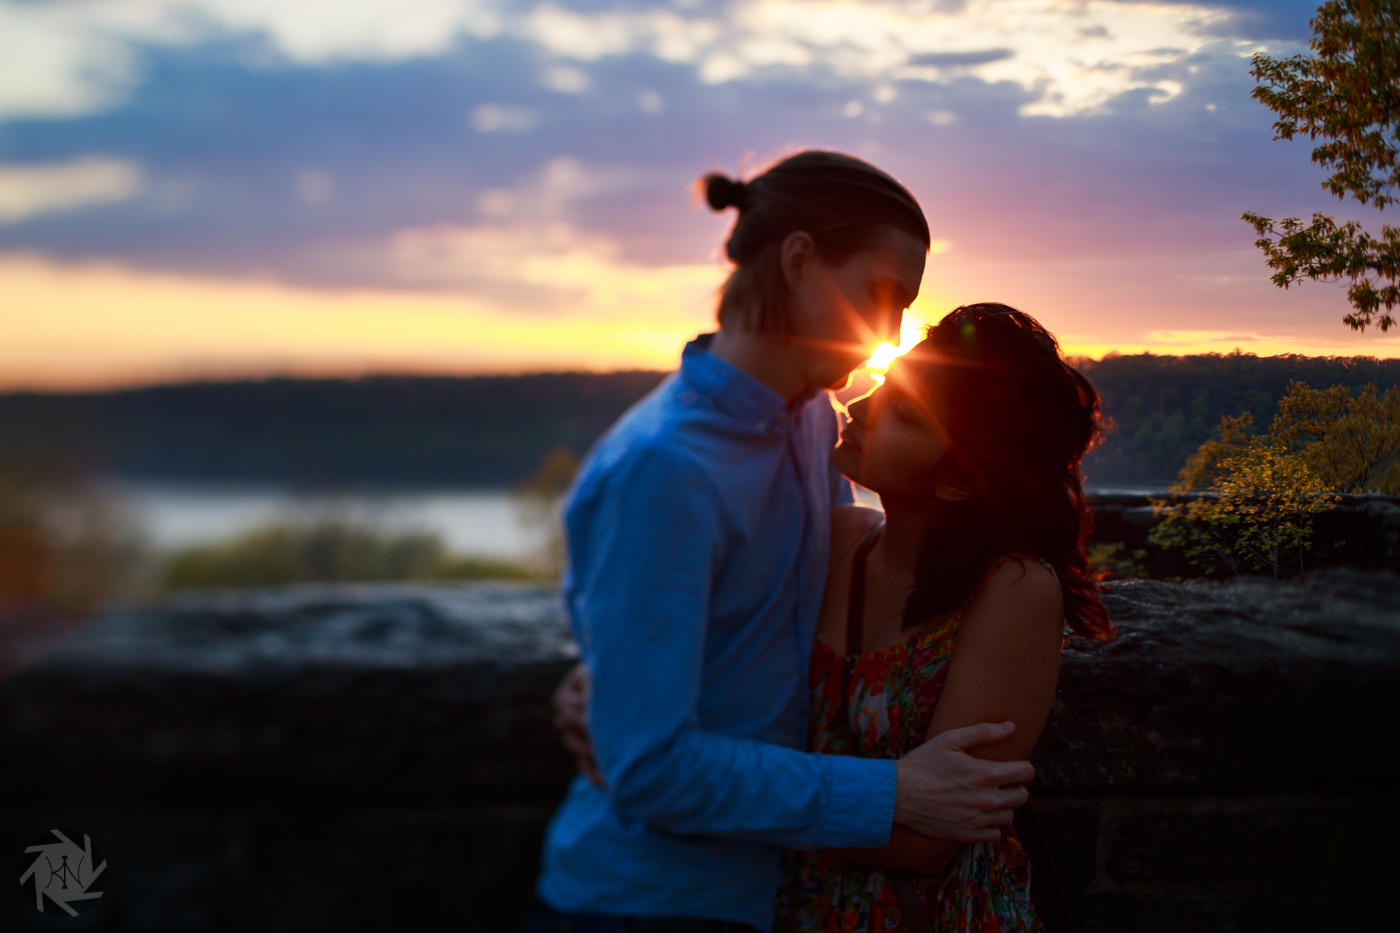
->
966;556;1064;628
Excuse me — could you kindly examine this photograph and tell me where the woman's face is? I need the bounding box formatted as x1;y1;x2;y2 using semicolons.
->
833;355;954;500
785;226;927;390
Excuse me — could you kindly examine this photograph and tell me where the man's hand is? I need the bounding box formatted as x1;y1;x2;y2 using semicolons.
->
893;722;1034;843
552;663;604;788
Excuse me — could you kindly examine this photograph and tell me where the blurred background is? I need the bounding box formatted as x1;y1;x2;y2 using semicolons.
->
3;0;1399;671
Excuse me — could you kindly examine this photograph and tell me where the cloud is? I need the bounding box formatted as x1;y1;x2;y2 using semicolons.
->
1105;0;1320;41
281;157;700;305
294;169;334;205
471;104;538;133
0;0;1396;385
0;0;1352;341
164;0;506;64
1144;329;1262;345
0;157;144;223
514;0;1250;117
0;1;1289;124
907;49;1016;68
0;0;506;120
0;4;138;119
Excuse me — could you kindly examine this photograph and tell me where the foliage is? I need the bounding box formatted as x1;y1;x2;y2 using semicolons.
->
1149;409;1342;578
161;517;544;591
1243;0;1400;331
1071;352;1400;484
0;456;145;618
1086;541;1148;581
1271;380;1400;492
512;447;581;576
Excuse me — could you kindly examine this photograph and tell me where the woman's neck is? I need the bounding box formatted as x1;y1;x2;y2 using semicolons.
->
708;328;811;402
867;494;943;582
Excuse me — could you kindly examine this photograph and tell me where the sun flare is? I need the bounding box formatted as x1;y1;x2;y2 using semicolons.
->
862;312;931;384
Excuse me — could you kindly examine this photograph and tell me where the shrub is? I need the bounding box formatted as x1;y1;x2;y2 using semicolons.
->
161;517;545;591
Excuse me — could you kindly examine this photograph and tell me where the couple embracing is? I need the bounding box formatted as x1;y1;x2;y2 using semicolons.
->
524;150;1114;933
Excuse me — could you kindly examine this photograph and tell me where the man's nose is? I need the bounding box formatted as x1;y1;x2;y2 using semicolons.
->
882;308;904;345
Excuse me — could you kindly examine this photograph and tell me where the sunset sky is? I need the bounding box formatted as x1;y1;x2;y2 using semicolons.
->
3;0;1398;391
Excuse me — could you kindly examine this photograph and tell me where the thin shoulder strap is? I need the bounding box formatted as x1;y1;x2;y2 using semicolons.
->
831;515;880;569
844;521;884;658
975;554;1059;591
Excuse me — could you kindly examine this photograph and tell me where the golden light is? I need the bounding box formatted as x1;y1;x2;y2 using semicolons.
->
862;311;934;384
867;342;901;372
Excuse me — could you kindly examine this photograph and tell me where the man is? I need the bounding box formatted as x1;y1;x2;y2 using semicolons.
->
528;152;1032;933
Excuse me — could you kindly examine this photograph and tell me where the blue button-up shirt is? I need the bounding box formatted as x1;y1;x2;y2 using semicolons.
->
536;335;898;930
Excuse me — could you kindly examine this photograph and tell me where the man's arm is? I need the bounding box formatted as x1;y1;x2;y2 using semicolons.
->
570;445;897;850
563;447;1033;850
555;659;1029;849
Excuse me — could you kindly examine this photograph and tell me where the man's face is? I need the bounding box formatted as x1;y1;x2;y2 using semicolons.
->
786;226;927;391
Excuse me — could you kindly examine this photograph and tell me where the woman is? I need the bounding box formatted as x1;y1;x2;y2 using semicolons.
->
774;304;1115;932
530;153;1035;933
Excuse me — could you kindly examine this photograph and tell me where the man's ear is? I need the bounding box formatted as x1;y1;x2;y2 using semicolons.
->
779;230;816;292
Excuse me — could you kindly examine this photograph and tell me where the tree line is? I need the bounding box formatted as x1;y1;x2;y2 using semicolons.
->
1073;352;1400;485
1;353;1397;489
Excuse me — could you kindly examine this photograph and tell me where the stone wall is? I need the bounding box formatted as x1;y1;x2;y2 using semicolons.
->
1;573;1397;932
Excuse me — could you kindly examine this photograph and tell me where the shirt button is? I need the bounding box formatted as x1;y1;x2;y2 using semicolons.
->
755;421;766;431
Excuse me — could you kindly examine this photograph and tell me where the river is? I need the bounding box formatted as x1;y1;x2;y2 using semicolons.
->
101;481;1161;560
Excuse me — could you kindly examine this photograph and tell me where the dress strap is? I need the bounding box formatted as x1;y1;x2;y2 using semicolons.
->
844;520;885;658
974;554;1057;591
974;555;1068;630
831;518;878;569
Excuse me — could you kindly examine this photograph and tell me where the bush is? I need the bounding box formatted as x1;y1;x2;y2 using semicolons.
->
1149;410;1340;578
1086;542;1149;581
161;517;545;591
0;457;146;617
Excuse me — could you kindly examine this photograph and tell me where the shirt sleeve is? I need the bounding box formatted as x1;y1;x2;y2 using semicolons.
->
565;444;895;850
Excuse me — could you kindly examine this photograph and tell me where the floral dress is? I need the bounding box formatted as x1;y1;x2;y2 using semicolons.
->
773;556;1045;933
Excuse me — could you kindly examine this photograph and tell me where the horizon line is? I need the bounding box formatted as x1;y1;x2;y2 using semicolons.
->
5;348;1400;395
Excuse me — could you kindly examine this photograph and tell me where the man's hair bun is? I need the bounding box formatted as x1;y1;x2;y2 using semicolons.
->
703;173;750;212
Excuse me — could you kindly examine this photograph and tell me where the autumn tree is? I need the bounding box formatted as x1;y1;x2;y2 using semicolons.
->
1150;378;1399;575
1272;380;1400;492
1149;414;1339;578
1243;0;1400;331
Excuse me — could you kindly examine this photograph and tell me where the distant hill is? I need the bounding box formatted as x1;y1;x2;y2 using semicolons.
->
0;372;668;488
2;353;1397;488
1075;352;1400;485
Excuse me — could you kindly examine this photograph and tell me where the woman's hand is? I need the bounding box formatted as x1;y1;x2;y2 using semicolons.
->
552;663;604;788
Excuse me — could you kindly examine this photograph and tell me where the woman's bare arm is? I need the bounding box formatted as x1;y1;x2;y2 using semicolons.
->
832;559;1064;875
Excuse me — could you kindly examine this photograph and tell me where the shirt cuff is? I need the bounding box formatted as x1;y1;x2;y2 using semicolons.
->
819;755;898;848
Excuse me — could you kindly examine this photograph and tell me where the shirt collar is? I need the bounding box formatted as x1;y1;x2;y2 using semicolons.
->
680;333;818;432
